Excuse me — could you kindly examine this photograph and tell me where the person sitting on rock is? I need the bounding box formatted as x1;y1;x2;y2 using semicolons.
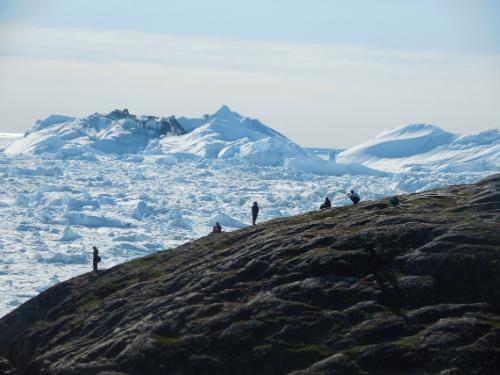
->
92;246;101;272
252;202;259;225
320;197;332;209
348;190;360;205
212;222;222;233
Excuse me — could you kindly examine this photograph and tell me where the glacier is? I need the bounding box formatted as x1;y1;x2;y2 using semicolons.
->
0;106;498;317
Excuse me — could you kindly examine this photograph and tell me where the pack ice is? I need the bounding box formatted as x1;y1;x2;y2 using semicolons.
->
0;105;497;317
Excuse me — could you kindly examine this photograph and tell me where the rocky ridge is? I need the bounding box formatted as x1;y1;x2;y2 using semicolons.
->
0;175;499;374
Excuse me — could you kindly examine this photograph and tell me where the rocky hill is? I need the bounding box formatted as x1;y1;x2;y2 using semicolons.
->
1;175;499;374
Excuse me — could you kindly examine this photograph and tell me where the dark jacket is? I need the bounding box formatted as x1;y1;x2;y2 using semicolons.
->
92;246;101;271
320;198;331;209
252;203;259;218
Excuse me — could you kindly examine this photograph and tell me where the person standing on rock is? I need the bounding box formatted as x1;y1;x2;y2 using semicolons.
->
252;202;259;225
348;190;360;205
320;197;332;209
92;246;101;272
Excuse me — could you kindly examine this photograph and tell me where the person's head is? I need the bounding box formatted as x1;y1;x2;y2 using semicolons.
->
253;201;257;205
350;190;354;194
93;246;98;252
216;222;220;226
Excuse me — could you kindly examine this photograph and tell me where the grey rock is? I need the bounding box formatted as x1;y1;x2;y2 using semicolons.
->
0;174;499;374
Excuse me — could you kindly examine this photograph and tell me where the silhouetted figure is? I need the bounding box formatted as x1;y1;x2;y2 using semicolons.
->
320;197;332;209
92;246;101;272
252;202;259;225
348;190;360;204
212;222;222;233
389;196;400;206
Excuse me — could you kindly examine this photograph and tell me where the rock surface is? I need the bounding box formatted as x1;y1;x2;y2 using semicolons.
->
1;175;499;374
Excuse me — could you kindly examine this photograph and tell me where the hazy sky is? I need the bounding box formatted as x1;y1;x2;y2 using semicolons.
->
0;0;499;147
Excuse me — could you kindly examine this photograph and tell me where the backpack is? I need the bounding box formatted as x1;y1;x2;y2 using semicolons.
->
97;255;101;262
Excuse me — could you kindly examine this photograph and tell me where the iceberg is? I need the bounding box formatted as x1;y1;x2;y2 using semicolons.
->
162;105;308;166
5;109;185;157
337;124;499;173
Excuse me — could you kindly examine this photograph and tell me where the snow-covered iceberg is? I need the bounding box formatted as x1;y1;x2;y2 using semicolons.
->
337;124;499;173
4;109;185;157
162;105;308;166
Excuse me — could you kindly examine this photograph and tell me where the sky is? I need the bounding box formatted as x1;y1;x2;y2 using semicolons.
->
0;0;499;147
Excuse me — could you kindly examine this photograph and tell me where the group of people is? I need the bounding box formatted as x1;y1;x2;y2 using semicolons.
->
93;191;363;271
320;190;360;209
213;190;361;234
